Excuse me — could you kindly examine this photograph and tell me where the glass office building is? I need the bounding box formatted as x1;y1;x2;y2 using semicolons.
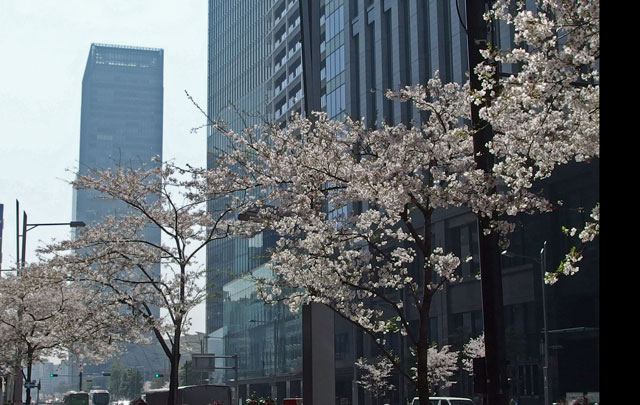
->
206;1;307;400
207;2;599;404
73;43;166;380
206;1;271;335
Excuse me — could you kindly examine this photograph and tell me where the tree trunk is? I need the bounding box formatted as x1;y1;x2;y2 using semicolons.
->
417;205;434;405
416;300;431;405
25;352;33;405
167;326;182;405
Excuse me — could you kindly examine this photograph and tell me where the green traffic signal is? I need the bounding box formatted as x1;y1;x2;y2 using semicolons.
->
49;373;58;377
154;373;163;378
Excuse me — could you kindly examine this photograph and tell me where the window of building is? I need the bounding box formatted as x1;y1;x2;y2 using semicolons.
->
446;220;480;277
516;364;540;397
448;311;483;349
335;332;349;360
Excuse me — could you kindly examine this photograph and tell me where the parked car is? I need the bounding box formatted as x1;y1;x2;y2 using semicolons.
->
411;396;475;405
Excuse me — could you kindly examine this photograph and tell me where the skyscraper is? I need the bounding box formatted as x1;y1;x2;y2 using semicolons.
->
74;43;164;227
73;43;166;380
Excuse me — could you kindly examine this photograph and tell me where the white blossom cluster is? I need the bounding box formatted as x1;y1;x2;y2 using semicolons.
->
355;356;396;398
406;343;461;396
478;0;599;211
547;204;600;284
425;344;460;392
461;333;486;374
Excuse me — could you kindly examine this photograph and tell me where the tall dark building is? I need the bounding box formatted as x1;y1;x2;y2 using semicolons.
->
73;43;166;380
74;43;164;227
207;2;599;404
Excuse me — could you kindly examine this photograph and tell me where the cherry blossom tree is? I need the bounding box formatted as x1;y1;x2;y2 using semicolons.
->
355;356;396;403
0;263;140;404
44;161;252;405
207;106;475;399
200;1;597;402
425;344;460;394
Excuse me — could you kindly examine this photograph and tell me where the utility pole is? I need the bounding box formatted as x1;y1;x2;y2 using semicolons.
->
11;200;23;405
465;2;509;405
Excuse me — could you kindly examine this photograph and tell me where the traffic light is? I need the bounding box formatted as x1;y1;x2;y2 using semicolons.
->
49;373;58;377
154;373;163;378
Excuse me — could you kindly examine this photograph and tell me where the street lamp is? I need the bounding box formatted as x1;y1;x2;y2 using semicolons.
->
12;199;86;405
501;242;550;405
18;200;85;267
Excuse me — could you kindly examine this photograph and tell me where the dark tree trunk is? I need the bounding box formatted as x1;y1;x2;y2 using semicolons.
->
167;330;182;405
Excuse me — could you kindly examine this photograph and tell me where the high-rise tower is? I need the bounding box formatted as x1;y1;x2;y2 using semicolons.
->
74;43;164;227
73;43;166;380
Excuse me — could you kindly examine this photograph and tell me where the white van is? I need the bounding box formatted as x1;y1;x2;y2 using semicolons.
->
411;397;475;405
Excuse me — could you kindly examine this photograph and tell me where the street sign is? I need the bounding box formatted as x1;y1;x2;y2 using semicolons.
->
24;380;37;389
191;353;218;372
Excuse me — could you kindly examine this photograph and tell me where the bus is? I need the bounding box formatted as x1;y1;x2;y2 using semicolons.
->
89;389;110;405
63;391;89;405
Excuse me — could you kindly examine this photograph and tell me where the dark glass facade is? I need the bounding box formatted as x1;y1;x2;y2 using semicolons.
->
206;1;306;400
223;265;303;379
206;0;272;336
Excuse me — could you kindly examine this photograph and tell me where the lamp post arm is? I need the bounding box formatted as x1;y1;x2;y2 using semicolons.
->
26;222;84;231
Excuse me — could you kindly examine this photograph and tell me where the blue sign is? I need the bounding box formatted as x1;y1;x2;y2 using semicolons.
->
24;380;37;389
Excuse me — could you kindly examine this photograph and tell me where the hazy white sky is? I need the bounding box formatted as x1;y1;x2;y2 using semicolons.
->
0;1;209;333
